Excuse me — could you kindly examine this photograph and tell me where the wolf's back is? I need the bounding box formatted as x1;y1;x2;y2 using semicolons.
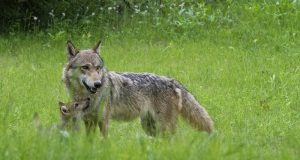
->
179;90;214;133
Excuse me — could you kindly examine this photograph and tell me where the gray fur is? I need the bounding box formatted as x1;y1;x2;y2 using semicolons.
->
62;41;214;137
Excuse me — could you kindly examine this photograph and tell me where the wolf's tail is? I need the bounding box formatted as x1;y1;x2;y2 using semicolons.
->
176;89;214;133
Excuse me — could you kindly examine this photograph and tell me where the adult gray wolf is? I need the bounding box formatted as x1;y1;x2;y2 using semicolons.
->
62;40;214;137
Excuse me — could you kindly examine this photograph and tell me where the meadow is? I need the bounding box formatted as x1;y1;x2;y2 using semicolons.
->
0;1;300;160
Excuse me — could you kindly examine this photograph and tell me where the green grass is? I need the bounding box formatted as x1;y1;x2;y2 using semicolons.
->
1;1;300;156
0;33;299;159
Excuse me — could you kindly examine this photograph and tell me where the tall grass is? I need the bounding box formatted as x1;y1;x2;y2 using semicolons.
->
0;1;299;159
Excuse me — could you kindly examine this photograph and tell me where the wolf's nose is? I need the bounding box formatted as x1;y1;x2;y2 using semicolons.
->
94;82;102;88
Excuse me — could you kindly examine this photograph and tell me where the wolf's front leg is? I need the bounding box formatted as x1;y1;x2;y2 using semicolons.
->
84;116;98;135
98;102;111;138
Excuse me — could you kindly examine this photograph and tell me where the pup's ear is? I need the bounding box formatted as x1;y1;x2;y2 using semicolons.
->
60;105;70;116
58;101;70;115
66;40;78;60
93;40;102;54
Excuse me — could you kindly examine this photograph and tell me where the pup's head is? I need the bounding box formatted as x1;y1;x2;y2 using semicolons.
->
65;40;106;94
59;98;90;118
58;98;90;130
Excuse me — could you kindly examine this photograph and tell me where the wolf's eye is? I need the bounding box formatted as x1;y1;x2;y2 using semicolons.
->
96;66;101;71
81;65;89;70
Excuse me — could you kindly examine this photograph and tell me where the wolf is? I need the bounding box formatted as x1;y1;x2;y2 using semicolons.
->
57;97;91;130
33;98;91;135
62;40;214;137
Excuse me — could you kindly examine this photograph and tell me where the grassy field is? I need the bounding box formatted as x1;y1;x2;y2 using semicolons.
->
0;32;299;159
1;2;300;158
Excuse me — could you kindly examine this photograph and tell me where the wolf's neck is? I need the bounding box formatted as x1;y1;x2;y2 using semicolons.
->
68;86;89;100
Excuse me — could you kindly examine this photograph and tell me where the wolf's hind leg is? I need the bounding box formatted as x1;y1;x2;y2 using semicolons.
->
140;111;157;136
157;109;178;135
155;100;179;135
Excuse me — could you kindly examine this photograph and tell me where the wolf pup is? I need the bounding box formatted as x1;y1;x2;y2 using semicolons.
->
62;40;214;137
33;98;90;133
58;97;91;130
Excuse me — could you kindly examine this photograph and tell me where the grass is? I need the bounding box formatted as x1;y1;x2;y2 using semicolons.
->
0;2;300;157
0;34;299;159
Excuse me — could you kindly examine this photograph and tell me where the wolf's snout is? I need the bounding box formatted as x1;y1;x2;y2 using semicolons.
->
94;81;102;88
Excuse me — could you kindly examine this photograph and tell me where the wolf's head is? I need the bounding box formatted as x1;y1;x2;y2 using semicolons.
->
58;98;90;130
59;98;90;117
64;40;106;94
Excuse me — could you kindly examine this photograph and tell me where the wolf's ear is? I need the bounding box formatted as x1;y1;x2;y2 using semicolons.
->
59;101;69;115
93;40;102;54
59;103;70;115
66;40;78;59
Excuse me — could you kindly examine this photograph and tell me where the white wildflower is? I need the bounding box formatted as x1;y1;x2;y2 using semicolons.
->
179;3;185;8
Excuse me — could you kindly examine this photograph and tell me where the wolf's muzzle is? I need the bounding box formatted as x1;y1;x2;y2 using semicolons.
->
82;80;97;94
83;98;90;111
94;81;102;88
